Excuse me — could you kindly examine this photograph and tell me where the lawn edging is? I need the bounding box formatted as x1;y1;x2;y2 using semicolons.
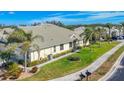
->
99;51;124;81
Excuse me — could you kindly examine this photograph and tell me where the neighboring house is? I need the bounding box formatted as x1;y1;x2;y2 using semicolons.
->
103;26;123;37
19;24;85;62
74;26;89;46
0;28;15;43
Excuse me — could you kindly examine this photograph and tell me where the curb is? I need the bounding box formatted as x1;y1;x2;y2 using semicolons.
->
99;51;124;81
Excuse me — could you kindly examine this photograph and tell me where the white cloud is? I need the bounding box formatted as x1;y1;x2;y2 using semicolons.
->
88;12;124;19
8;11;15;14
29;12;124;24
49;12;91;18
49;13;64;17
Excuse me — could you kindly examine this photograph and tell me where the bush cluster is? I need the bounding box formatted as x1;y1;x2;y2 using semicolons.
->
67;56;80;61
2;62;22;80
40;57;48;63
27;57;48;67
77;46;82;49
53;50;72;58
30;66;38;73
27;61;40;67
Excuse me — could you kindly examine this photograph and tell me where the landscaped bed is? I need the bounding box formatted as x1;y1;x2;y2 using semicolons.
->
22;41;119;81
83;44;124;81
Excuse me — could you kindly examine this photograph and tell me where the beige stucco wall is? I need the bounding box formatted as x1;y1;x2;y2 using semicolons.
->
30;43;71;61
79;40;84;46
86;40;89;45
30;39;89;62
30;40;88;62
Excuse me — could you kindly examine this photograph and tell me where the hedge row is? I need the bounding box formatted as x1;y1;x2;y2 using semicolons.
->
53;50;72;58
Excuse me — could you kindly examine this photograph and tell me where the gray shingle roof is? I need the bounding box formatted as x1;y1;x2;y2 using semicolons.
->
74;26;85;35
20;24;76;50
0;24;84;52
74;26;85;40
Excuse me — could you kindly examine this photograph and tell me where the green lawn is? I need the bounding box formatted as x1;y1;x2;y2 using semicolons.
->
23;41;119;81
86;44;124;81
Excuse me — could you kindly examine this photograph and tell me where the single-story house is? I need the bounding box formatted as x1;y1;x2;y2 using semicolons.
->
20;24;85;62
0;24;87;62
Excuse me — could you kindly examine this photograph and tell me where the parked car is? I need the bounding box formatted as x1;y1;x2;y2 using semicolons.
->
122;35;124;39
112;36;117;40
117;36;123;40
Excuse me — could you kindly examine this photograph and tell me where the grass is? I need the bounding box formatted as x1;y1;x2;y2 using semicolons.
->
22;41;119;81
84;44;124;81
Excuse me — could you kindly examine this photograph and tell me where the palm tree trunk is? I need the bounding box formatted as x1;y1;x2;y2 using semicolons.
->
123;27;124;35
38;50;40;61
109;29;111;43
24;51;27;73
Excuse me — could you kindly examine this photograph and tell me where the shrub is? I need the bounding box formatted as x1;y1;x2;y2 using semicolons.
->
77;46;82;49
27;61;40;67
40;57;48;63
5;62;22;79
30;66;38;73
27;58;48;67
67;56;80;61
18;60;24;65
53;50;72;58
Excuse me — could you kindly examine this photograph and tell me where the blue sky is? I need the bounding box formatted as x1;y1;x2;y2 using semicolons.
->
0;11;124;25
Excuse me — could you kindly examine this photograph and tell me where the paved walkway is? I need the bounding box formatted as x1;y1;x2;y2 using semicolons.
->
25;50;78;70
51;41;124;81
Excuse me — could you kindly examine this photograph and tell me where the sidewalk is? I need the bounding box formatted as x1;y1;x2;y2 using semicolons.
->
51;42;124;81
99;51;124;81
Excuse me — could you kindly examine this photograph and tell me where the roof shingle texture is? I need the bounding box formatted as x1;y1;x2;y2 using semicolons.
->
20;24;75;50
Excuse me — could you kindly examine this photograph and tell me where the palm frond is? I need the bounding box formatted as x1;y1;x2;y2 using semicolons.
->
31;35;44;42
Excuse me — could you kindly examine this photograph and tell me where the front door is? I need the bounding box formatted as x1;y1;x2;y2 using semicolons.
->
48;54;53;60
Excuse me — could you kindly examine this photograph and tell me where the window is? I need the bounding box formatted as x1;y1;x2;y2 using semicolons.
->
60;44;64;50
54;46;56;52
69;42;72;48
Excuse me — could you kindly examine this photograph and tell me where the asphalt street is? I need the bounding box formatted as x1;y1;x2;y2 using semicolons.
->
107;57;124;81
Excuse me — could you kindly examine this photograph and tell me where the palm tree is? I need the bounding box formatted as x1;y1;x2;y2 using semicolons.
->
7;29;27;43
25;31;44;60
116;24;122;36
80;27;95;51
95;27;106;47
20;31;44;72
20;41;30;72
120;22;124;35
105;23;113;43
7;29;44;72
